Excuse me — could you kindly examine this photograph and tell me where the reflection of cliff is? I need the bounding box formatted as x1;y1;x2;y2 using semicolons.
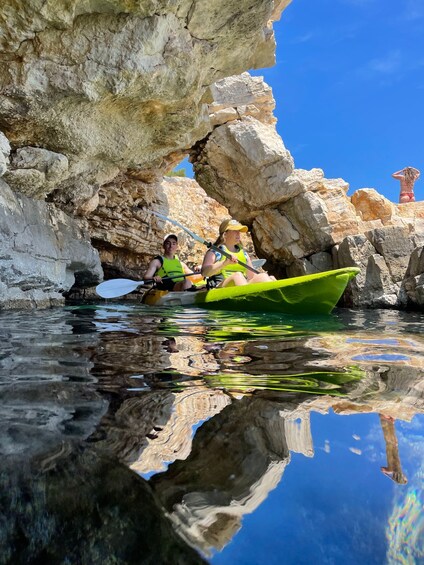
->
310;364;424;422
86;325;423;557
284;411;314;457
290;322;424;423
95;387;231;474
0;452;205;564
90;321;169;391
204;335;365;397
307;331;424;370
90;312;220;391
90;326;232;473
150;398;314;556
131;387;230;475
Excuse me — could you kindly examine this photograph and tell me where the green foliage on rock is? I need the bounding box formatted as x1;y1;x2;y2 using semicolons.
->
166;169;186;178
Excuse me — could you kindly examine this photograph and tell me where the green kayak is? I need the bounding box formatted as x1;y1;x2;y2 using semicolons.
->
142;267;360;315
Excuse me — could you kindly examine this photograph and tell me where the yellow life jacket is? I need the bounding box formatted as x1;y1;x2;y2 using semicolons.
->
156;255;185;282
214;245;248;279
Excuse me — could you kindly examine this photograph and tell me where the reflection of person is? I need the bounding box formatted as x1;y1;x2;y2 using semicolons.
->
201;219;275;288
163;337;179;353
392;167;420;203
379;414;408;485
143;233;197;291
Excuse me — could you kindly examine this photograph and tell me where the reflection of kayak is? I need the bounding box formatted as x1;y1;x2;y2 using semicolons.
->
142;267;360;315
205;366;365;395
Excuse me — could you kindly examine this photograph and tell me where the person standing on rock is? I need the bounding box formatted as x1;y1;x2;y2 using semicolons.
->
143;233;199;291
201;219;275;288
392;167;420;203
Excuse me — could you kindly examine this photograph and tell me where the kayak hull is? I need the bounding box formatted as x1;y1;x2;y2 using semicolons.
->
142;267;360;315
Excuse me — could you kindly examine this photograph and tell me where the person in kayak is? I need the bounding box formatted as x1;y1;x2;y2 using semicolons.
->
143;233;198;291
392;166;420;203
201;219;275;287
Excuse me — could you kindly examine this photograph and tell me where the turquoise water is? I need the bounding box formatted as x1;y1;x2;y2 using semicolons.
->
0;304;423;564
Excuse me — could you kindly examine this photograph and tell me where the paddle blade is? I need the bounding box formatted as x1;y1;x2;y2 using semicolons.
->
252;258;266;269
96;278;144;298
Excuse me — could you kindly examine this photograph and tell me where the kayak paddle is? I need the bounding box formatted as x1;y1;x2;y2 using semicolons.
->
96;274;194;299
151;211;260;274
252;258;266;269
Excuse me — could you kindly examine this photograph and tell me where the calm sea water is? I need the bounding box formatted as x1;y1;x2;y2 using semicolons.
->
0;303;423;564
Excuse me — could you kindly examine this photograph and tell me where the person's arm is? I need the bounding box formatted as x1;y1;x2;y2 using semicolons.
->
201;249;237;278
245;254;256;281
181;261;194;275
181;261;203;282
392;170;404;179
143;258;162;282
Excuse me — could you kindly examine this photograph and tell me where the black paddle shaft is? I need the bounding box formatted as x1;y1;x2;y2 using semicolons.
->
206;242;259;275
144;273;195;285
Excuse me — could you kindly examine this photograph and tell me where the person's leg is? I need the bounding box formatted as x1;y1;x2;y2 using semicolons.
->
173;278;192;291
220;272;248;287
248;273;276;284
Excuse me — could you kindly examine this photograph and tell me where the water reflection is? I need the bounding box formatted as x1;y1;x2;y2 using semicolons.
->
0;309;107;461
150;396;292;555
0;304;422;562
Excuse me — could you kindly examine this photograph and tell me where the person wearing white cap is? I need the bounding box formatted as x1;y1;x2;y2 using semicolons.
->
143;233;196;291
201;219;275;288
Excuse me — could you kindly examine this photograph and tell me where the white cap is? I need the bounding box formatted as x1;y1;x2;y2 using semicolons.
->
163;233;178;243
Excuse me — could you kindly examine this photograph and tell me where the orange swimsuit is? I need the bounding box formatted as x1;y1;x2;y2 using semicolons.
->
400;192;415;203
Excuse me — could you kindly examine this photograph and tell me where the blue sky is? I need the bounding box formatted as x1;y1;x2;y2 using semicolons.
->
251;0;424;203
179;0;424;204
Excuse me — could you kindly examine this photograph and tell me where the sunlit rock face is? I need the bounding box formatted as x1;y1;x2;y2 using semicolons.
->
208;72;277;128
404;246;424;305
250;169;359;263
193;116;294;221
